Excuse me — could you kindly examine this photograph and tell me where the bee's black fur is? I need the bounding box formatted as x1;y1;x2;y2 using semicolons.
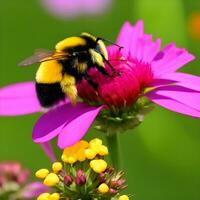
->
36;83;65;107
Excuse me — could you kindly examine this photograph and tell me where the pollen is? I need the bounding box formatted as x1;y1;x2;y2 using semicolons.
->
90;159;107;173
52;162;63;173
98;183;109;194
35;169;49;179
43;173;60;187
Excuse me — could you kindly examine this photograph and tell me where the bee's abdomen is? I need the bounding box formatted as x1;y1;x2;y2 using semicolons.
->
36;60;63;84
36;82;65;107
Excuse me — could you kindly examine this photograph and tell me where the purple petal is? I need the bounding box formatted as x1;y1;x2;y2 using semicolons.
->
148;85;200;111
40;142;56;162
146;92;200;118
32;103;103;144
21;182;49;198
152;43;195;77
160;72;200;92
58;106;103;148
0;82;41;116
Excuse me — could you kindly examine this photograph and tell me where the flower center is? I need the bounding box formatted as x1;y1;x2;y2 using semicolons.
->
77;55;153;108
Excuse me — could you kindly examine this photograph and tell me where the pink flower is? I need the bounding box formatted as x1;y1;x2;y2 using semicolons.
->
40;0;112;19
1;20;200;148
0;161;48;199
0;161;29;185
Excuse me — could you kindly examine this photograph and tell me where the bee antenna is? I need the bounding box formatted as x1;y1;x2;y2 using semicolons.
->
96;37;123;51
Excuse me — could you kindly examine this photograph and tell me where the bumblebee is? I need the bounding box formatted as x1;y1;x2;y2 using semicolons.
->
19;32;121;108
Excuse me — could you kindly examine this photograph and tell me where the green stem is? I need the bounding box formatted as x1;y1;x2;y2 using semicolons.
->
106;132;121;169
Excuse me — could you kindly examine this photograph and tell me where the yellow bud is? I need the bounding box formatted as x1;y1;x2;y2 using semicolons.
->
35;169;49;179
43;173;60;187
98;183;109;194
118;195;129;200
67;156;77;164
50;193;60;200
89;138;102;147
90;159;107;173
98;145;109;156
85;148;96;159
61;154;68;162
37;193;50;200
52;162;63;173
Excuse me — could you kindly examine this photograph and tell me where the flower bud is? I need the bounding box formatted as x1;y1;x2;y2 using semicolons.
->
118;195;129;200
37;192;50;200
98;183;109;194
35;169;49;179
109;188;118;194
64;174;73;186
111;179;126;188
90;159;107;173
50;193;60;200
52;162;62;173
43;173;59;187
75;169;86;186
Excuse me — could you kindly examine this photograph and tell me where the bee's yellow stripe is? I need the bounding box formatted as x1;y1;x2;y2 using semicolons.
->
55;37;86;51
36;60;63;83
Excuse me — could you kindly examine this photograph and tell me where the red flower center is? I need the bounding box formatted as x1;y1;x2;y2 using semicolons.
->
77;51;153;108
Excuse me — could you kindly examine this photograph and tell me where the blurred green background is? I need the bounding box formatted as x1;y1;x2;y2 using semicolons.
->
1;0;200;199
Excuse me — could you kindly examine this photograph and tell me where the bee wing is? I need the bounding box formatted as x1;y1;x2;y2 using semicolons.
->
18;49;55;66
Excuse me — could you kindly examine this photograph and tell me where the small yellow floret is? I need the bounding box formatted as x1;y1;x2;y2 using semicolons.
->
90;159;107;173
35;169;49;179
68;156;77;164
52;162;63;173
85;148;96;159
62;140;88;164
98;145;109;156
118;195;129;200
98;183;109;194
43;173;60;187
89;138;102;147
50;193;60;200
37;193;50;200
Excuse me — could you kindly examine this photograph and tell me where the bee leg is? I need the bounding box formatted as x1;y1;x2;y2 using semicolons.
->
60;75;78;105
84;73;99;91
96;65;109;76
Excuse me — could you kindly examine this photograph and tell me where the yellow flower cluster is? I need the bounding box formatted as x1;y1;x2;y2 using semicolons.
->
61;138;109;173
35;138;130;199
37;192;60;200
35;161;63;187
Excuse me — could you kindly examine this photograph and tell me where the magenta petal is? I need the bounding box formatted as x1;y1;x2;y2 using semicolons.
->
146;93;200;118
160;72;200;92
0;82;41;116
57;106;103;148
32;103;102;144
129;20;144;57
116;21;133;50
152;43;195;77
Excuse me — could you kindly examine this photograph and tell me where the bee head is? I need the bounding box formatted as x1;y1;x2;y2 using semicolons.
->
81;32;108;60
